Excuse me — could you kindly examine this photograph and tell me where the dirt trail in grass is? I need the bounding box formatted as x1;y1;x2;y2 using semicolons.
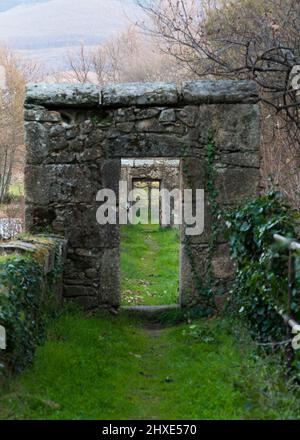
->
1;310;298;420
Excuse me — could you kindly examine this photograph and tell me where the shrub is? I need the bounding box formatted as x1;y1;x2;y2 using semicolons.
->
0;236;66;376
224;191;299;342
0;256;45;374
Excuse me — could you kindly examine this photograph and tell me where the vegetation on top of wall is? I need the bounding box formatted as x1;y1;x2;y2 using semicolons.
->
224;191;299;343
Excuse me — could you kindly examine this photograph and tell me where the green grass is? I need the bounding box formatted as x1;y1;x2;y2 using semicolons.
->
8;183;24;198
1;224;300;420
121;224;180;306
1;309;299;420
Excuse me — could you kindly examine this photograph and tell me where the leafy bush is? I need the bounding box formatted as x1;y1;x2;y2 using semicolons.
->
225;191;299;342
0;247;62;376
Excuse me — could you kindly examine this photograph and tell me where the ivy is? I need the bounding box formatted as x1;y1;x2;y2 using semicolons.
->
182;135;220;308
0;250;61;376
205;137;222;296
224;191;299;342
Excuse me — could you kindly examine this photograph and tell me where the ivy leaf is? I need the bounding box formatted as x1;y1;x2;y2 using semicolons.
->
240;222;251;232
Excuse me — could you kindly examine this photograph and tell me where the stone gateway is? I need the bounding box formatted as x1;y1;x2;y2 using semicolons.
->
24;81;261;309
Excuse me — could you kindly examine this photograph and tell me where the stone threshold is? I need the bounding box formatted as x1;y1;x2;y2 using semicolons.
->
120;304;181;317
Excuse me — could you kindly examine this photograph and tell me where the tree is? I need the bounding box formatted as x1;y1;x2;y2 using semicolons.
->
66;26;189;85
137;0;300;136
0;47;39;203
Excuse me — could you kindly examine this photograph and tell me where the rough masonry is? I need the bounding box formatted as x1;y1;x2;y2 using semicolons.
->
24;80;261;309
121;159;180;227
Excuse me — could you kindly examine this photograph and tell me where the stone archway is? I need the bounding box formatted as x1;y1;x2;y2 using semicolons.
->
24;81;261;309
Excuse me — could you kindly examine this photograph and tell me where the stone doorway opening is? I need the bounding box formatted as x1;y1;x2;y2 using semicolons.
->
120;158;181;307
24;81;260;310
131;179;161;225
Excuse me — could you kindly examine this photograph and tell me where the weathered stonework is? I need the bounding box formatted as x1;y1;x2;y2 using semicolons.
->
0;234;67;373
0;234;67;302
121;159;180;227
24;81;261;309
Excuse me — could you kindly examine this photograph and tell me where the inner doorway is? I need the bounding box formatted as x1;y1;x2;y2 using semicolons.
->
120;158;181;307
131;178;161;225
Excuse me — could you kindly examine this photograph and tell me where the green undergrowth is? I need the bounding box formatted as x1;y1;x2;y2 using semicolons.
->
0;307;299;420
0;236;63;376
121;224;180;306
225;191;299;342
0;255;49;375
9;183;24;198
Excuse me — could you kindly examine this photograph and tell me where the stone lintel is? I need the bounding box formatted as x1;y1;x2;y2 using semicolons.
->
101;82;178;107
25;80;260;109
181;80;259;104
25;83;100;107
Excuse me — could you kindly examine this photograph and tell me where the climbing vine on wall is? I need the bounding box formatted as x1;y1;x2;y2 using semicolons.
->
183;135;221;309
205;136;222;294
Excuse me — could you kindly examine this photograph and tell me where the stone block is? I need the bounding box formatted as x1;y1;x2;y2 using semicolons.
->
159;109;176;124
101;159;121;197
105;132;196;158
25;164;102;205
215;167;260;205
25;106;62;123
136;118;166;133
26;83;100;107
25;204;56;232
196;104;261;152
134;108;161;120
25;122;49;165
179;243;210;306
182;80;259;104
181;157;205;188
176;106;198;127
0;241;38;255
52;205;120;249
102;82;178;107
99;248;120;306
64;285;97;298
212;244;235;280
66;295;99;309
221;151;260;168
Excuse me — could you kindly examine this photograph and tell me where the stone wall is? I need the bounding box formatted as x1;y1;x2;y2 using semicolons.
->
121;159;180;227
24;81;261;309
0;234;67;374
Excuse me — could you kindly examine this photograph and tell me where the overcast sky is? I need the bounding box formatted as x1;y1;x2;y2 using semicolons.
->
0;0;141;71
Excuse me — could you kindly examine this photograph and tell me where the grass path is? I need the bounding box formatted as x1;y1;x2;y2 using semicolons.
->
0;310;299;420
121;225;180;306
1;224;299;420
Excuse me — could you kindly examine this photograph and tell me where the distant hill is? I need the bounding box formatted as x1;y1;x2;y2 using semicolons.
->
0;0;141;71
0;0;50;13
